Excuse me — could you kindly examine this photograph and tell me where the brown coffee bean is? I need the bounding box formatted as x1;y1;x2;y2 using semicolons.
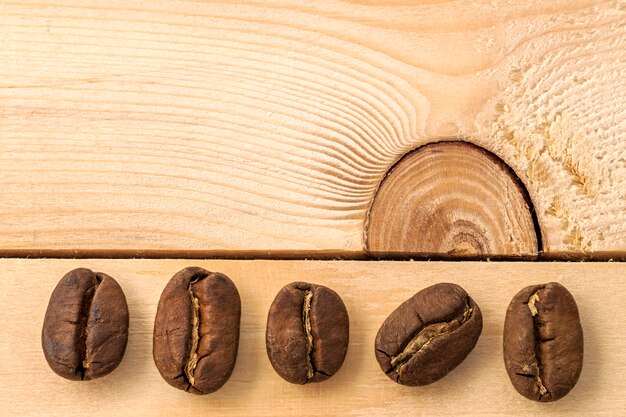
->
153;267;241;394
503;282;583;402
375;283;482;386
266;282;349;384
41;268;129;381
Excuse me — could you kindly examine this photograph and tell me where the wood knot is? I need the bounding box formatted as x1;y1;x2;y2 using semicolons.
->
365;141;541;259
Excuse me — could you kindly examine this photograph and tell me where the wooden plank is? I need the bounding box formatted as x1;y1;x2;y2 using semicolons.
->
0;259;624;416
1;0;625;257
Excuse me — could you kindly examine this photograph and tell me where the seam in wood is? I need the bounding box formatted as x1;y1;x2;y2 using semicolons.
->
0;249;625;261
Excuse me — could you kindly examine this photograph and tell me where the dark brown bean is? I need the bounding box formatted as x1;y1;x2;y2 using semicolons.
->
375;283;482;386
153;267;241;394
503;282;583;402
266;282;349;384
41;268;129;381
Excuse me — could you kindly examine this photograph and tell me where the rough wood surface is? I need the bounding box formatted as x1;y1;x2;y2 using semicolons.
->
366;142;539;258
1;0;625;256
0;259;624;416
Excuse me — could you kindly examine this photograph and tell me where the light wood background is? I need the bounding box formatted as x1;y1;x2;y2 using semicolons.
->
2;2;625;414
1;0;625;258
0;259;624;416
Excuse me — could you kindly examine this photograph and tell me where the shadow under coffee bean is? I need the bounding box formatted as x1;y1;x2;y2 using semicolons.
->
41;268;129;381
375;283;482;386
266;282;349;384
503;282;584;402
153;267;241;394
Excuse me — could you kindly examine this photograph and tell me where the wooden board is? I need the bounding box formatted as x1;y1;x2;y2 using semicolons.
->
0;259;624;416
1;0;625;257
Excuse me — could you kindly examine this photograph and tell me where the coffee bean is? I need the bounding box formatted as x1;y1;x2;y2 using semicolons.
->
266;282;349;384
503;282;583;402
375;283;482;386
41;268;129;381
153;267;241;394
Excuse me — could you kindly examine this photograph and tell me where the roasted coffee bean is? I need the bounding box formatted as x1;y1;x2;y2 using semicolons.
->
41;268;129;381
153;267;241;394
375;283;482;386
266;282;349;384
503;282;583;402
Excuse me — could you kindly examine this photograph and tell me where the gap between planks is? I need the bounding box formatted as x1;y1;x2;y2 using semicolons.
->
0;249;624;261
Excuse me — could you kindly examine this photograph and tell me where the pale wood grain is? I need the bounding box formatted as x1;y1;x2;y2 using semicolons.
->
0;259;624;416
366;142;539;258
1;0;625;257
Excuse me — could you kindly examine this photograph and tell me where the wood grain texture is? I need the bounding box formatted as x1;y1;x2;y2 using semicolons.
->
366;142;539;258
1;0;625;256
0;259;624;416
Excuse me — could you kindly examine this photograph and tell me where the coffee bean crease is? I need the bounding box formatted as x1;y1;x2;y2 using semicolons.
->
185;277;201;387
77;276;100;379
302;290;314;381
388;299;473;374
528;287;549;399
